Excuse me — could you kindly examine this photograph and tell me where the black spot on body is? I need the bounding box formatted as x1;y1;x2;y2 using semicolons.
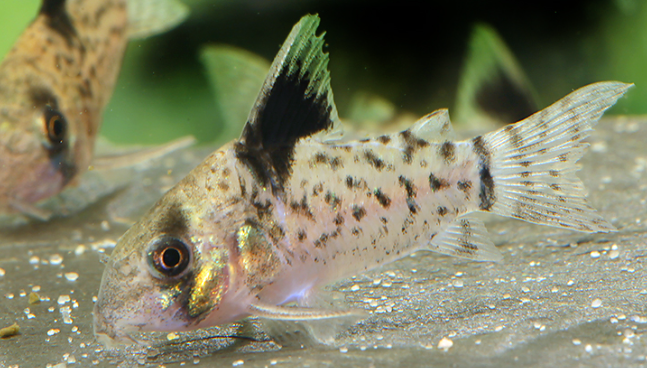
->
314;152;327;164
345;176;353;189
312;183;324;196
428;173;450;191
252;199;273;220
437;206;448;216
398;176;417;198
289;195;313;219
324;191;341;209
457;180;472;195
333;213;345;226
373;188;391;208
297;229;307;242
363;149;387;171
313;233;329;248
400;130;430;164
377;135;391;144
352;205;366;221
439;141;456;163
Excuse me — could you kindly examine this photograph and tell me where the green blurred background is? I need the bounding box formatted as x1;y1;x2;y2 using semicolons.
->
0;0;644;144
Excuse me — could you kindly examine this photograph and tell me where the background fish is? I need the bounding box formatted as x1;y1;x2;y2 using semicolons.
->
94;14;631;345
0;0;188;219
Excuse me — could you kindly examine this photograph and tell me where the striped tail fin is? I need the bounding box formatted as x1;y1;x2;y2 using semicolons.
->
475;81;632;232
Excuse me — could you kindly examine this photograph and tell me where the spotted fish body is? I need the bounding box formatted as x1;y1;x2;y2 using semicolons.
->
94;15;632;345
0;0;187;217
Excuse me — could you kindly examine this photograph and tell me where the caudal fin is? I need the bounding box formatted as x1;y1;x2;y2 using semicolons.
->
478;81;632;232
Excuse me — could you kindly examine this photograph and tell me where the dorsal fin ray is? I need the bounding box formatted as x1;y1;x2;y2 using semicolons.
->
235;14;341;191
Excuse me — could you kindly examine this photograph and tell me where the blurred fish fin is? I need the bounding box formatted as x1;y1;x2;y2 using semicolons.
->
409;108;457;142
8;199;53;221
481;81;632;232
347;91;397;129
424;213;503;262
251;302;366;347
455;23;539;129
91;135;196;170
126;0;189;39
200;45;270;141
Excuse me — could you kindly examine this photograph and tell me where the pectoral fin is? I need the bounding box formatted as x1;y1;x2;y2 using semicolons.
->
251;302;366;347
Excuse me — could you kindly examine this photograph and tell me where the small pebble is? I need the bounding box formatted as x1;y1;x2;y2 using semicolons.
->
591;299;602;308
0;268;5;277
572;338;581;345
47;328;60;336
29;256;39;265
608;250;620;259
590;251;601;259
58;295;71;305
567;280;575;286
339;347;348;353
452;280;464;288
438;337;453;350
100;220;111;231
0;322;20;338
74;245;86;256
65;272;79;282
29;292;40;305
167;332;180;341
49;254;63;265
232;359;244;366
350;284;360;291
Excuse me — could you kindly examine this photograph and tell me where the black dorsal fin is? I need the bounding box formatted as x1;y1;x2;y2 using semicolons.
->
235;14;341;192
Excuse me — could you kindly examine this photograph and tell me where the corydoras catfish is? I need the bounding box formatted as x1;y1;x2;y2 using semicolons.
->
94;14;632;345
0;0;187;218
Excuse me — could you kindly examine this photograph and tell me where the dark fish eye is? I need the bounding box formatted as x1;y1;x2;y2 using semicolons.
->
148;236;191;278
44;107;67;147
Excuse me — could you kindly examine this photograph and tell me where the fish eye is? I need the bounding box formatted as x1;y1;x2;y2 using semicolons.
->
43;107;67;147
148;236;192;278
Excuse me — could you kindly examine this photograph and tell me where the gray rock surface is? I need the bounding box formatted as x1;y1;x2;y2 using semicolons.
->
1;117;646;367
